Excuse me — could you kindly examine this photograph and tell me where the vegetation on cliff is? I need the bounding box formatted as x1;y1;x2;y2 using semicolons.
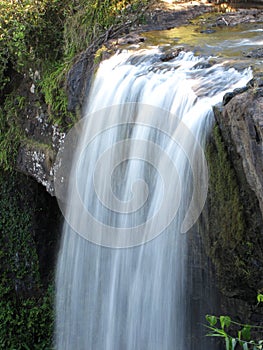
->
206;125;263;301
0;0;149;92
0;171;56;349
0;0;152;170
205;124;263;348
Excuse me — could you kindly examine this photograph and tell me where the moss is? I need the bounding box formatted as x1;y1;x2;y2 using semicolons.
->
0;171;55;348
207;125;245;245
205;125;261;299
0;94;26;171
39;60;76;128
23;139;52;152
94;45;112;65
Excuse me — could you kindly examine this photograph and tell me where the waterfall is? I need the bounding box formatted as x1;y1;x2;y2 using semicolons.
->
55;49;252;350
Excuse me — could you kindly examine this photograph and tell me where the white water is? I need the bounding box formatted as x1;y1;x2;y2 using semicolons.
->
55;49;252;350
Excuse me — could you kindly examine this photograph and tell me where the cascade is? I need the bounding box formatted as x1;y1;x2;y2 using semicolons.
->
55;49;252;350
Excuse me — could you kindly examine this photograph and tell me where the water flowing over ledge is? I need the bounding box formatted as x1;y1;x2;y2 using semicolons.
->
55;49;252;350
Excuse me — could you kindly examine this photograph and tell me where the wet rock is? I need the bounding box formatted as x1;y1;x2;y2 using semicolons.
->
116;34;145;46
191;61;212;70
244;47;263;59
216;16;229;26
200;28;216;34
222;86;248;105
66;55;92;113
210;9;263;27
247;73;263;90
160;47;184;62
216;88;263;218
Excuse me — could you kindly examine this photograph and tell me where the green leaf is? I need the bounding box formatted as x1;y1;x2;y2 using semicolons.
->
220;316;232;329
257;294;263;304
225;336;230;350
242;342;248;350
231;338;237;349
240;326;251;341
206;315;217;326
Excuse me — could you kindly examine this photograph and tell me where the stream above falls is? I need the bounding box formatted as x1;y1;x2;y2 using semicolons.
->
122;14;263;73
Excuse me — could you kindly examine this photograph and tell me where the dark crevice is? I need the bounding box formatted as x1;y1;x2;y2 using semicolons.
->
254;125;261;144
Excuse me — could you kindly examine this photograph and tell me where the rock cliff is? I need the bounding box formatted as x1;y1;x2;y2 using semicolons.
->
204;76;263;325
218;79;263;218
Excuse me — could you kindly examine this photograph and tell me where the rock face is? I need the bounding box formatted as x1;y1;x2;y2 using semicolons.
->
67;53;94;113
17;144;56;195
217;80;263;217
16;119;65;196
14;78;66;195
204;78;263;326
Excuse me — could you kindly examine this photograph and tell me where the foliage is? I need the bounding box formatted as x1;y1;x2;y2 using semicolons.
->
0;0;151;110
206;315;263;350
0;94;25;171
0;286;54;350
0;0;70;92
0;0;72;162
258;294;263;304
0;0;152;168
0;171;54;348
206;297;263;350
39;60;73;126
63;0;150;58
40;0;151;124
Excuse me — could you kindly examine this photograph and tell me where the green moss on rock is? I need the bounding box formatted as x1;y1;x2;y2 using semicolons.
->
0;171;57;349
205;125;262;301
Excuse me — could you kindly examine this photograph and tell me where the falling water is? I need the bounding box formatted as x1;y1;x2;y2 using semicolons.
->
55;49;252;350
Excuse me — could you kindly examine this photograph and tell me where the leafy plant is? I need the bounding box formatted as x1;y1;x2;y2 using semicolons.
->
0;0;152;150
257;294;263;305
63;0;151;58
0;286;54;350
0;0;69;92
0;94;25;170
40;60;74;126
0;171;55;348
206;297;263;350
